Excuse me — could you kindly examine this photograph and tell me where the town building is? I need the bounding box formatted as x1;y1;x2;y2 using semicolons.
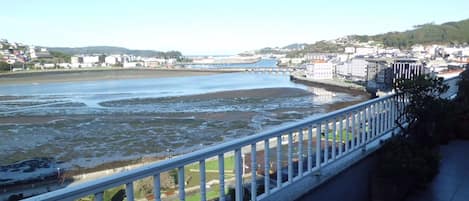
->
105;55;120;65
366;59;393;91
392;58;427;87
336;58;368;81
83;55;104;64
355;47;376;56
71;56;82;64
306;62;334;80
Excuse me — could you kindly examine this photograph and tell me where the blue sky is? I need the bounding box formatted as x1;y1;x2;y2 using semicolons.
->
1;0;468;55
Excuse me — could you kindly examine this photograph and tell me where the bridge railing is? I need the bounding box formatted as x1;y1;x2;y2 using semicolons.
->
25;76;460;201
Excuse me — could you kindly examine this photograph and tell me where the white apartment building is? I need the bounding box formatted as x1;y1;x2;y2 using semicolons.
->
355;47;376;56
304;53;327;61
349;59;368;80
306;63;334;80
344;47;355;54
83;55;100;64
291;58;304;65
336;59;368;80
143;58;165;67
71;56;81;64
105;55;120;65
123;62;143;68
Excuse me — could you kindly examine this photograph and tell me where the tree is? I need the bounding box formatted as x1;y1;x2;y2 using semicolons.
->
0;61;11;71
49;51;71;63
394;75;450;146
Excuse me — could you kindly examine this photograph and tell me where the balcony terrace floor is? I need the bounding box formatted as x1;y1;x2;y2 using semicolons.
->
406;140;469;201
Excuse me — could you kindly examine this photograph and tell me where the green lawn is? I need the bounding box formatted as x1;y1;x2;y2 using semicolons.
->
185;185;226;201
325;127;371;142
184;155;235;187
185;155;235;171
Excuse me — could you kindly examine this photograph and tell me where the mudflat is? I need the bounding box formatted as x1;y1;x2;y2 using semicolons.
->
0;68;229;85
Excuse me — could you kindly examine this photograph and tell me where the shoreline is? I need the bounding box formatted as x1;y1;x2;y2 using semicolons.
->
290;71;367;94
0;68;242;85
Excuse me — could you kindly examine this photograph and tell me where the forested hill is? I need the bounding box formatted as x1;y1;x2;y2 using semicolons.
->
351;18;469;48
47;46;182;58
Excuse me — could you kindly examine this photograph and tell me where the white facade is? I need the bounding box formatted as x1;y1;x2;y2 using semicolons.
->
349;59;368;79
304;54;327;61
123;62;143;68
43;63;55;68
58;63;71;68
83;56;100;64
344;47;355;54
71;56;81;64
336;59;368;80
105;56;119;65
306;63;334;80
167;58;177;65
336;54;349;62
355;47;376;56
291;58;304;64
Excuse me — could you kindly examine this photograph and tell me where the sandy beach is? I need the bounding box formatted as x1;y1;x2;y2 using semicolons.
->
0;68;232;85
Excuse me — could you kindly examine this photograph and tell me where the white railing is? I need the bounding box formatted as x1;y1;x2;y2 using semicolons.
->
24;76;460;201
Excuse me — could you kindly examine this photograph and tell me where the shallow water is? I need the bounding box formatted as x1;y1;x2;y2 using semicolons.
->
0;72;364;169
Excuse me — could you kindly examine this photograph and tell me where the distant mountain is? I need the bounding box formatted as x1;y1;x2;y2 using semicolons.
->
47;46;182;58
351;18;469;48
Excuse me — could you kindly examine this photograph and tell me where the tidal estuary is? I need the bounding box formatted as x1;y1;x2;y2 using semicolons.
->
0;71;368;171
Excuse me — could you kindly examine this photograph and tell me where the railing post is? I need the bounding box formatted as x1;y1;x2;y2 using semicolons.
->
235;148;243;201
264;139;270;195
384;100;389;131
316;124;321;171
288;132;293;183
324;121;329;164
218;154;225;201
126;182;134;201
380;101;384;134
387;99;392;130
276;136;282;188
94;192;103;201
345;114;350;152
153;173;161;201
200;160;206;201
332;118;337;160
365;106;370;142
298;129;304;177
178;166;185;201
339;116;343;156
251;143;257;201
362;108;366;146
307;125;313;172
392;96;397;130
377;102;381;135
351;112;356;150
357;111;362;146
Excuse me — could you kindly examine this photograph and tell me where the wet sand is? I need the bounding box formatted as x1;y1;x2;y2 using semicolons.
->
100;87;312;106
0;73;371;179
0;68;230;85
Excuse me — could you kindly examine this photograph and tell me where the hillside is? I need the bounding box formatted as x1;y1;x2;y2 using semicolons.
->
352;18;469;48
258;18;469;57
47;46;182;58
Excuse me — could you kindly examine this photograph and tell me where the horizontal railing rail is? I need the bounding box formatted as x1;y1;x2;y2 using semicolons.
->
24;76;460;201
